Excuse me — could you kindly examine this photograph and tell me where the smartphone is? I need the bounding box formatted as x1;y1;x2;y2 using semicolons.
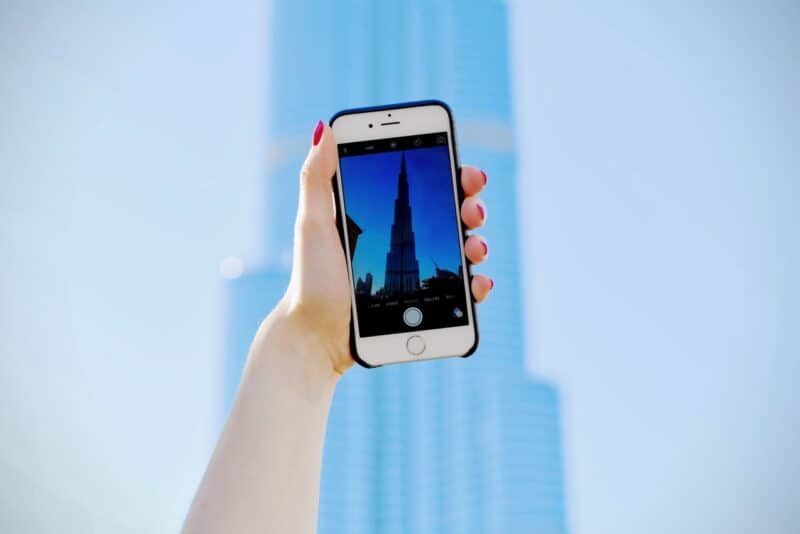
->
331;100;478;367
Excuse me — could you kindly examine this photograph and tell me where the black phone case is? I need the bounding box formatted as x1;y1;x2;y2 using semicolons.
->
330;99;480;368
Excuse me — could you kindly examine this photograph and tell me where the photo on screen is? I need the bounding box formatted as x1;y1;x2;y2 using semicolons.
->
339;135;469;337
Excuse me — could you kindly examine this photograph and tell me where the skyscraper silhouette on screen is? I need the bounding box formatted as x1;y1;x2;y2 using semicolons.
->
384;153;420;295
223;2;569;533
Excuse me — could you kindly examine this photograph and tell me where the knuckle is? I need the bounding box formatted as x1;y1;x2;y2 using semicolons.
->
299;164;315;187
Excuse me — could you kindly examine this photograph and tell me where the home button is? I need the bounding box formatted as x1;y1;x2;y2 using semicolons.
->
406;335;426;356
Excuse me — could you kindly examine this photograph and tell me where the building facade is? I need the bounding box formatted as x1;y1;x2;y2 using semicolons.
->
224;1;568;532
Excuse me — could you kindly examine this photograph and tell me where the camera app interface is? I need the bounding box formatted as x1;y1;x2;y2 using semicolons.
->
339;132;469;337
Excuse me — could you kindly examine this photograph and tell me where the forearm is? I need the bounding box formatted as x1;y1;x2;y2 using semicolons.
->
183;304;339;534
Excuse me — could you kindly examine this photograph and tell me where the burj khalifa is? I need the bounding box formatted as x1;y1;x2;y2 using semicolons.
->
223;1;569;532
384;153;420;295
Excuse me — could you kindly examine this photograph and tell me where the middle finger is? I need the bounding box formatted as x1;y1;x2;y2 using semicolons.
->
461;196;486;229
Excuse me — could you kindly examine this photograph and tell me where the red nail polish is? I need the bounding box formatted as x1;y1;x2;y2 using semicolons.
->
481;170;487;185
312;120;324;146
476;203;485;220
481;240;488;255
489;278;494;289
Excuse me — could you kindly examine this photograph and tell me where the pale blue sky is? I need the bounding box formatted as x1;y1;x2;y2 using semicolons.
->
1;1;798;533
510;2;799;533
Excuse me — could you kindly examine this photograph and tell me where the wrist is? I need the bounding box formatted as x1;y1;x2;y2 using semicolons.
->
245;302;342;401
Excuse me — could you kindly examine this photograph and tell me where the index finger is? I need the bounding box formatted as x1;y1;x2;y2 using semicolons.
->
460;165;487;197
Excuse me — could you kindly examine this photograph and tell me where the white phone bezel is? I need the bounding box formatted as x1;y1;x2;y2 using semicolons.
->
332;104;476;366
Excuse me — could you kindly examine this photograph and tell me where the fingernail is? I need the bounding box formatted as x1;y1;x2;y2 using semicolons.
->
481;240;488;255
476;203;485;220
481;170;487;185
312;120;324;146
489;278;494;290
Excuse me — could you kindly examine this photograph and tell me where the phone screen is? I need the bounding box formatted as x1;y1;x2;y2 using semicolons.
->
338;132;469;338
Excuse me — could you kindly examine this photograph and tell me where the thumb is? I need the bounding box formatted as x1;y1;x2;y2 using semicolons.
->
297;120;338;228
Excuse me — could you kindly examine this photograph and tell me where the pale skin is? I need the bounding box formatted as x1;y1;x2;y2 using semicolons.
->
183;122;493;533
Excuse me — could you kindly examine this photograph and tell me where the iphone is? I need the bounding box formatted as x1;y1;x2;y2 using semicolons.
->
331;100;479;367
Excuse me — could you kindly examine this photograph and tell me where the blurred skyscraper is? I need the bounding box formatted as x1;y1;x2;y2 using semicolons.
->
224;1;568;532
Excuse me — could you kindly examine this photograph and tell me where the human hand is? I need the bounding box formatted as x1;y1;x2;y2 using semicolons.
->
188;119;494;534
272;120;493;377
